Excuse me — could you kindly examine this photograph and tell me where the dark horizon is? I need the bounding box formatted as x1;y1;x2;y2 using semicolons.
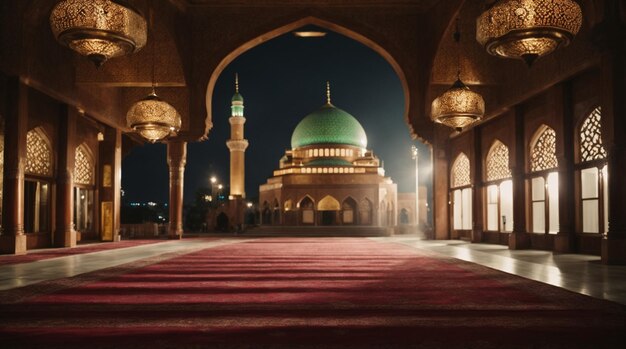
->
122;27;431;205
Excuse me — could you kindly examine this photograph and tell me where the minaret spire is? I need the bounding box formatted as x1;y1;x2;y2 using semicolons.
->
326;81;331;105
227;74;248;198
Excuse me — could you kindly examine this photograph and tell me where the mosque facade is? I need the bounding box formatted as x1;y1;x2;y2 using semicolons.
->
259;84;399;230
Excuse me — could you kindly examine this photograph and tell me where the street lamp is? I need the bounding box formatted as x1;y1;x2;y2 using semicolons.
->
411;145;419;230
210;176;217;184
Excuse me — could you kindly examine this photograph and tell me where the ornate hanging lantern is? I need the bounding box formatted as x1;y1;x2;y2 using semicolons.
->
431;18;485;132
476;0;582;67
50;0;147;67
125;4;181;143
126;88;181;143
431;79;485;132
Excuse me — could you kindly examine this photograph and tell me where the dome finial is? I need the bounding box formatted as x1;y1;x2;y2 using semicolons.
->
326;81;331;105
235;73;239;93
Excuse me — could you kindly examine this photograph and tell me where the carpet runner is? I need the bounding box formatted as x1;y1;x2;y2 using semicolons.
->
0;239;167;265
0;237;624;348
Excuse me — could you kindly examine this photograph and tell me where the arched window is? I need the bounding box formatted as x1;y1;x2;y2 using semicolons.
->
24;128;52;233
74;144;94;186
299;196;315;225
530;125;559;234
578;107;608;234
359;198;373;225
342;197;357;224
450;153;472;230
74;144;96;234
485;141;513;232
26;128;53;177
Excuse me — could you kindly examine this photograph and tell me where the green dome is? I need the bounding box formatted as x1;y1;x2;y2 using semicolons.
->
291;104;368;149
231;92;244;103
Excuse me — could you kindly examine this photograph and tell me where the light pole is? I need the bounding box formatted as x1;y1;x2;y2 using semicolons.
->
411;145;419;230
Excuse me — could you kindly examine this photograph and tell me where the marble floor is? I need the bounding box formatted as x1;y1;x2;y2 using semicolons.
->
1;236;625;305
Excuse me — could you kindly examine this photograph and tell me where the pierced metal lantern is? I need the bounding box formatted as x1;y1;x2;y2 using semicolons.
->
476;0;582;66
126;89;181;143
50;0;147;67
431;79;485;132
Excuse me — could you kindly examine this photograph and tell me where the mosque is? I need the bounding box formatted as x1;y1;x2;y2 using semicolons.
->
258;83;401;231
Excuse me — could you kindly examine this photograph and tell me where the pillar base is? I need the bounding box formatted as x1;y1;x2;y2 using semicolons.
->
601;238;626;265
508;231;529;250
168;233;183;240
471;229;482;243
0;234;27;255
554;233;572;253
54;230;77;248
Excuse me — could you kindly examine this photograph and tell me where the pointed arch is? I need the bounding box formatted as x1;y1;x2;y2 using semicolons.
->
75;143;95;186
204;16;411;140
318;195;341;211
486;140;511;181
297;195;315;209
25;127;53;177
579;106;607;163
359;198;373;225
530;125;558;172
451;152;470;188
341;196;357;225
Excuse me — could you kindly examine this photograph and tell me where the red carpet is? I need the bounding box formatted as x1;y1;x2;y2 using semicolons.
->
0;239;167;265
0;237;624;348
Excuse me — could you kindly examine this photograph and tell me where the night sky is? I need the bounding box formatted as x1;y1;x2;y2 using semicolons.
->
122;27;431;205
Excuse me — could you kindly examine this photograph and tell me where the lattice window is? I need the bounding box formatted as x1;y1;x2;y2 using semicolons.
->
451;153;470;188
75;145;94;185
26;129;52;176
531;127;558;172
580;107;607;162
486;141;511;181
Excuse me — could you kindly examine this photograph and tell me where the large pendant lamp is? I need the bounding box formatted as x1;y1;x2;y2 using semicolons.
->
50;0;147;67
476;0;582;67
431;20;485;132
125;8;181;143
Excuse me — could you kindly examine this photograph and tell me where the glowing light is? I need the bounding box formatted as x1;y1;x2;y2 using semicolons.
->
293;31;327;38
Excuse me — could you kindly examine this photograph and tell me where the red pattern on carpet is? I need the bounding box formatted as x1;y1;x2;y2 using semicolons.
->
0;237;624;348
0;239;167;265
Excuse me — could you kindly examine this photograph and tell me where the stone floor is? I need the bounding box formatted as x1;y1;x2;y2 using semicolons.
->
1;236;625;305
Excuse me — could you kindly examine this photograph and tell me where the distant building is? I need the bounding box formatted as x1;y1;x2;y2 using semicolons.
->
259;83;399;231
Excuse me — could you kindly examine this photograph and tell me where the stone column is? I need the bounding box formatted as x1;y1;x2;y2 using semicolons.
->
509;107;529;249
0;77;27;254
98;128;121;242
53;106;77;248
596;0;626;264
471;127;484;243
433;126;450;240
167;141;186;239
555;84;575;253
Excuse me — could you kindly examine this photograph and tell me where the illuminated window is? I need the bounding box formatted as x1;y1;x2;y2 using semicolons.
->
313;149;319;157
451;153;472;230
324;149;329;157
451;153;471;188
330;148;335;156
579;107;608;234
74;144;94;185
486;141;511;181
26;128;53;177
484;141;513;232
530;126;559;234
341;149;346;156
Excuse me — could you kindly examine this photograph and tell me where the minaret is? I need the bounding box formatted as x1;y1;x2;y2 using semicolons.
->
226;74;249;198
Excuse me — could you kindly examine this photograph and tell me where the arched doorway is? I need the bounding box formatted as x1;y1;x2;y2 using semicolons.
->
318;195;340;226
342;197;357;225
216;212;229;232
299;196;315;225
